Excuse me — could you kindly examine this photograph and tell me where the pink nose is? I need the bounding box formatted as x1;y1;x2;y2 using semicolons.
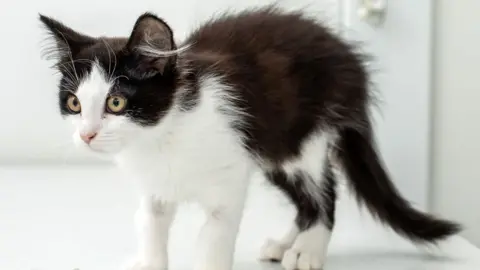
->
80;132;97;144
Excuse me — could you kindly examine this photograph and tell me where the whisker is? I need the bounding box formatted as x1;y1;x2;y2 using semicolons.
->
101;39;113;81
59;89;77;95
56;58;96;70
55;58;98;91
103;39;118;83
56;62;77;85
95;137;117;141
111;75;129;82
111;45;118;82
63;76;77;90
57;32;79;83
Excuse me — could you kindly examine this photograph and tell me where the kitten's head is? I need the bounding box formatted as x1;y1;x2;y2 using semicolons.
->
40;13;180;155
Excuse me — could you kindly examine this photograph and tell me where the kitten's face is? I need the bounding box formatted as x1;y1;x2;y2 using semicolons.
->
40;13;178;155
58;42;176;154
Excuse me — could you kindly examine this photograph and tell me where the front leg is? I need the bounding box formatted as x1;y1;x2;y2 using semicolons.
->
128;196;176;270
194;177;250;270
194;202;245;270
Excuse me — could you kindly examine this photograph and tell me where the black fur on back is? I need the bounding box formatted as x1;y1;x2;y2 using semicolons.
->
182;6;372;163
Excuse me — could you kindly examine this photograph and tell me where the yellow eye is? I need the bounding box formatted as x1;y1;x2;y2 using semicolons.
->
106;95;127;113
66;95;81;113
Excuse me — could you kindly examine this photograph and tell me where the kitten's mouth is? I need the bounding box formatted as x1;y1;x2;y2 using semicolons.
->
87;145;107;153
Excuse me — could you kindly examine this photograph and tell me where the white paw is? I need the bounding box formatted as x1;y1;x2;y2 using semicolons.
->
281;248;325;270
124;258;167;270
258;239;290;262
280;223;330;270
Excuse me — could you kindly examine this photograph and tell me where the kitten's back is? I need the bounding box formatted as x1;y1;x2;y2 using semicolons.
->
183;6;369;163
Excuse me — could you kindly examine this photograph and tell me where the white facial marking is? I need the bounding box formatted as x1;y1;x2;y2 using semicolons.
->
75;62;112;135
67;61;140;154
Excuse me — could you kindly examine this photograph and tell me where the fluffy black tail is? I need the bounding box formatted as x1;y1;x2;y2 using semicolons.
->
335;124;461;243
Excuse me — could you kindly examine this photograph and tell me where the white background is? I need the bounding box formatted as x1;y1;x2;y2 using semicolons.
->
432;0;480;246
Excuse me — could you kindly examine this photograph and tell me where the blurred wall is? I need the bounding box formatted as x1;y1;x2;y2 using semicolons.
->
431;0;480;246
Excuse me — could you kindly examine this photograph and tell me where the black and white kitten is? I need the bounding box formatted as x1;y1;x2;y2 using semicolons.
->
39;6;460;270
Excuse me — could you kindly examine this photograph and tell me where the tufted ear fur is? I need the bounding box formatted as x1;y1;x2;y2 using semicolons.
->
125;13;178;79
39;14;96;62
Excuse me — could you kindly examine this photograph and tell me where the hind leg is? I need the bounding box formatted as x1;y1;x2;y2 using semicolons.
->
259;223;299;262
260;160;337;270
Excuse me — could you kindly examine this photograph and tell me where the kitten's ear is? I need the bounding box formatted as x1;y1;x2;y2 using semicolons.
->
39;14;96;61
125;13;177;78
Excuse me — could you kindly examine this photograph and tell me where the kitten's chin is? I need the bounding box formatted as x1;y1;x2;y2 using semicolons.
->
77;144;124;160
88;146;122;155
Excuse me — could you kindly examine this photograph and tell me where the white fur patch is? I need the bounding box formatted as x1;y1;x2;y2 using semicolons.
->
74;62;112;134
259;225;299;261
281;133;331;180
282;223;331;270
282;132;333;217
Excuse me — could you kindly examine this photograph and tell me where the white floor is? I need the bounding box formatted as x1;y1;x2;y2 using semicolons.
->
1;165;479;270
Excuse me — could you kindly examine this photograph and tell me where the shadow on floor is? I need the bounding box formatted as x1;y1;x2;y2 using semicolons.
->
233;251;464;270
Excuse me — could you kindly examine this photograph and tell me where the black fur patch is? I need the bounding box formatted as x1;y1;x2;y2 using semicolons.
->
265;160;336;231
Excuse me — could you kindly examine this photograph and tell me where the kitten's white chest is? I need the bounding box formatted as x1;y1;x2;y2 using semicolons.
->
114;136;206;201
116;141;250;205
114;116;251;204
